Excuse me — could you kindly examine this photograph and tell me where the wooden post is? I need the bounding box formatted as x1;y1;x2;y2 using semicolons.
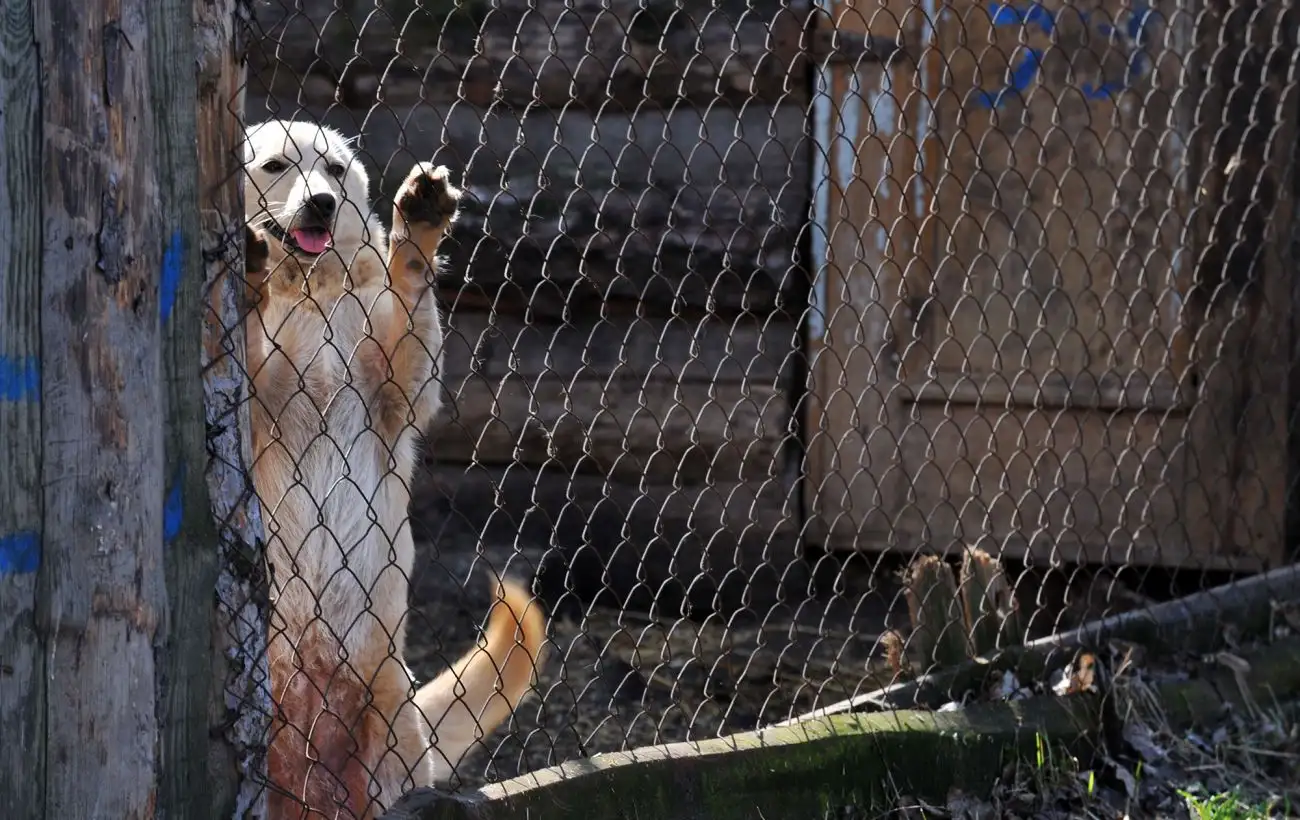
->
34;0;169;812
195;0;274;814
0;0;261;816
0;0;45;815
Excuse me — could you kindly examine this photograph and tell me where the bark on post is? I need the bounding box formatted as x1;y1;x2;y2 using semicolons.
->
196;0;273;814
0;0;261;815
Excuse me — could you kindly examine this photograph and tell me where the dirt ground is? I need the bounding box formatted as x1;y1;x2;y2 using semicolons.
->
400;530;1166;793
402;531;896;790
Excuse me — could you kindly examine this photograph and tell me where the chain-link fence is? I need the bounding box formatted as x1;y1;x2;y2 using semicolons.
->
204;0;1300;816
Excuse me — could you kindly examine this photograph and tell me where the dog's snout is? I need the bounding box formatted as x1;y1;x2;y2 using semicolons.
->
307;192;337;220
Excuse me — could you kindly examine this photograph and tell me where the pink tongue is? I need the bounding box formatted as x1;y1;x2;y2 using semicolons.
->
291;228;331;254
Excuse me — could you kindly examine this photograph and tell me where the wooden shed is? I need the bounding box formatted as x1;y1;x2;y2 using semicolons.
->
242;0;1295;614
804;0;1294;571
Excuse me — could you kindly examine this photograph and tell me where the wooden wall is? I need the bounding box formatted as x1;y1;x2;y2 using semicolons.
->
244;0;823;614
804;0;1298;571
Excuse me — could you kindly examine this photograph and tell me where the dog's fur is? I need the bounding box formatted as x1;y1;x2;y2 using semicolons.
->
241;120;547;819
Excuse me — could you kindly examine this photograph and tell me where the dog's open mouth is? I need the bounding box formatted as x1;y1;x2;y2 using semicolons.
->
266;222;333;257
289;227;332;255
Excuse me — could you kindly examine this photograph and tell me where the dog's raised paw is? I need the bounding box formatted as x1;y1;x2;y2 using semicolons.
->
395;163;462;228
245;225;271;274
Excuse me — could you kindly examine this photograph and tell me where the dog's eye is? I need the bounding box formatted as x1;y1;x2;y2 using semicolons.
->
261;159;288;174
326;163;346;179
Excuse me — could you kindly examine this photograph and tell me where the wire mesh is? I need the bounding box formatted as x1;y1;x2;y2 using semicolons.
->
203;0;1300;816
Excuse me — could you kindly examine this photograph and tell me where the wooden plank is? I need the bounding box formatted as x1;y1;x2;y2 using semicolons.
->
147;0;222;814
0;0;45;813
803;0;915;546
913;0;1191;391
902;369;1189;413
895;405;1189;566
34;0;167;815
909;0;1195;568
442;311;797;386
809;0;1252;569
1222;2;1295;567
428;375;789;484
194;0;272;813
250;0;865;111
1181;0;1295;569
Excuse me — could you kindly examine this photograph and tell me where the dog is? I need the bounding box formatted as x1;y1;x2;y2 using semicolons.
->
240;119;547;819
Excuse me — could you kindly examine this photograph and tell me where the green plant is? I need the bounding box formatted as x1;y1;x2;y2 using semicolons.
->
1179;788;1283;820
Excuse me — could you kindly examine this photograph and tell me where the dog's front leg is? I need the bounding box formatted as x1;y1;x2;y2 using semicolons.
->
241;225;299;424
365;163;461;444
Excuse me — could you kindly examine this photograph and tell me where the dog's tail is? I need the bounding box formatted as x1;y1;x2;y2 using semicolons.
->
414;572;547;784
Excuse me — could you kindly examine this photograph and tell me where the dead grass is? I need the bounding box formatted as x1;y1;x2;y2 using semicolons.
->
955;686;1300;819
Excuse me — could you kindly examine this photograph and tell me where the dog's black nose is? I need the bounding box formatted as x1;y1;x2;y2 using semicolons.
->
307;193;337;220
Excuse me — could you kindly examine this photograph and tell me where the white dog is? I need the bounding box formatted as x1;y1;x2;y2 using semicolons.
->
241;119;546;819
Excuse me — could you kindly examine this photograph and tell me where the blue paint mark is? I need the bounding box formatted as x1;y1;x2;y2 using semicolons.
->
163;460;185;543
0;531;40;574
0;355;40;402
159;230;183;324
976;2;1163;110
1081;80;1121;100
1081;49;1152;99
974;49;1044;109
988;1;1055;34
1095;6;1159;43
1127;5;1157;42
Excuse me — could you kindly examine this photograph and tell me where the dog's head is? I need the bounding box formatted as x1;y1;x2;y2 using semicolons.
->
242;120;379;289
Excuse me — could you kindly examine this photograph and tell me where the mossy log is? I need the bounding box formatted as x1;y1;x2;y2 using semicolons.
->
1152;634;1300;730
380;697;1102;820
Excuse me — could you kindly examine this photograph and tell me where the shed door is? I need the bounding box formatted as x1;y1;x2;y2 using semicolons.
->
805;0;1289;570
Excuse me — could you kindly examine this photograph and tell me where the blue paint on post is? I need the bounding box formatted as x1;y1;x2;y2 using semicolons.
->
1081;80;1121;99
0;355;40;402
159;229;183;324
1095;6;1158;45
978;2;1162;110
1082;46;1153;99
1127;5;1159;41
0;531;40;574
164;460;185;544
988;1;1055;34
974;49;1044;109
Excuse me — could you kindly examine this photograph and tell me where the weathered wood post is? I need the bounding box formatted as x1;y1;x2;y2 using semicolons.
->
0;0;267;817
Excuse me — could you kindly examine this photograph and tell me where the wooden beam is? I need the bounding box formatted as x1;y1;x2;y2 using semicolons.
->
148;0;227;813
0;0;45;814
34;0;168;814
